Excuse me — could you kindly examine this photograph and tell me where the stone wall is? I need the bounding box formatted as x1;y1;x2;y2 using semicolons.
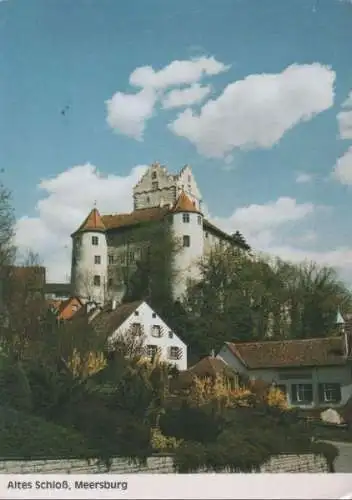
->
0;454;329;474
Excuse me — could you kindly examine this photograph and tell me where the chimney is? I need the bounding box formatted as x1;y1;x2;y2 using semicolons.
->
112;299;117;311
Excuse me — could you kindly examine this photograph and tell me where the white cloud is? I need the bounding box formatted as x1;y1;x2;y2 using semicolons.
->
213;197;315;247
129;56;229;89
105;88;157;140
169;63;336;158
106;56;228;139
337;91;352;140
296;172;313;183
332;146;352;185
162;84;211;109
15;164;147;282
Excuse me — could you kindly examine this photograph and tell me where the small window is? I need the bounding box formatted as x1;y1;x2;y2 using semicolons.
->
128;251;135;263
168;331;173;339
134;310;139;316
146;344;158;358
169;346;181;360
182;213;190;223
92;236;99;246
152;312;156;318
146;196;150;204
151;325;162;337
152;181;159;190
108;278;113;287
205;232;208;239
183;235;190;247
291;384;313;404
152;171;157;179
94;255;101;265
131;323;142;336
318;383;341;404
197;215;202;225
93;275;101;287
108;255;114;265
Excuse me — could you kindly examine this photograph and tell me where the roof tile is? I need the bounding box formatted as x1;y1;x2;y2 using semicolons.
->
226;337;346;369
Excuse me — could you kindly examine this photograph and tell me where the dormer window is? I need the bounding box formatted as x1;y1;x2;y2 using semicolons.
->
152;171;157;179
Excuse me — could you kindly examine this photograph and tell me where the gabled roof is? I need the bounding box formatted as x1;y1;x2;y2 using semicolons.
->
171;191;200;214
225;337;346;369
188;356;229;378
90;300;144;339
72;208;106;236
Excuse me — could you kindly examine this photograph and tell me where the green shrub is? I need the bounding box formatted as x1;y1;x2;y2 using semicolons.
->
0;356;32;412
0;405;95;459
160;402;225;443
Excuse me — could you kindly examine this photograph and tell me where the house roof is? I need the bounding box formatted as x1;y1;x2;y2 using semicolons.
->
90;300;144;339
188;356;229;378
57;296;83;320
225;336;346;369
72;208;106;235
101;206;170;231
171;191;200;214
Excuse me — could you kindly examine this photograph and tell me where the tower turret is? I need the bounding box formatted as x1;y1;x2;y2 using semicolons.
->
70;208;108;305
170;192;204;300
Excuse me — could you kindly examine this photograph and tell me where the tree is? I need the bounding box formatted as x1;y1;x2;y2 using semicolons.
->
119;222;181;315
179;246;352;361
0;180;15;268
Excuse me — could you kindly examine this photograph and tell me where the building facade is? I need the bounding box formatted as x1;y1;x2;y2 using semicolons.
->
70;162;246;305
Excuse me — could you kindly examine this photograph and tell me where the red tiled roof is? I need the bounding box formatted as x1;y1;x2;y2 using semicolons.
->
171;192;199;214
101;206;170;231
226;337;346;369
73;208;105;235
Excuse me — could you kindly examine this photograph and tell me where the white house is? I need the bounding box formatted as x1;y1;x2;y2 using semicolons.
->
217;334;352;410
90;300;187;371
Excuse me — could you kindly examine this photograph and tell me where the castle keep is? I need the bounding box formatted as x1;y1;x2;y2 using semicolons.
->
70;163;240;304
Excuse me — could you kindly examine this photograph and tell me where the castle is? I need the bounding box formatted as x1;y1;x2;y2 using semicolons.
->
70;163;244;305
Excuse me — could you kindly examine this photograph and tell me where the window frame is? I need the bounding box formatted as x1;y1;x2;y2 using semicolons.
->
291;383;313;404
93;275;101;287
318;382;342;404
92;236;99;246
182;213;190;223
94;255;101;265
169;346;181;360
146;344;158;358
151;325;162;338
183;235;190;247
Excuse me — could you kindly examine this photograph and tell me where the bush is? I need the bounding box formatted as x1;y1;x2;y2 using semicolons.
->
0;356;32;412
160;402;225;443
0;405;95;459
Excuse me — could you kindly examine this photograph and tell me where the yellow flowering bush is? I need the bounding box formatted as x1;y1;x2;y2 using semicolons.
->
67;349;107;379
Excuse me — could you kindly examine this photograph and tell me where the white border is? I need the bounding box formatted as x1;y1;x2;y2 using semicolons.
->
2;473;352;499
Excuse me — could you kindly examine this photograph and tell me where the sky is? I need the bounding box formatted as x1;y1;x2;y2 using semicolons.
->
1;0;352;284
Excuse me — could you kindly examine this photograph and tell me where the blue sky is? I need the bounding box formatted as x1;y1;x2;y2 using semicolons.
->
1;0;352;283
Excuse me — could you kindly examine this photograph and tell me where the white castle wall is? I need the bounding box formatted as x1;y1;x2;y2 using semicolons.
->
172;211;204;300
71;231;107;304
